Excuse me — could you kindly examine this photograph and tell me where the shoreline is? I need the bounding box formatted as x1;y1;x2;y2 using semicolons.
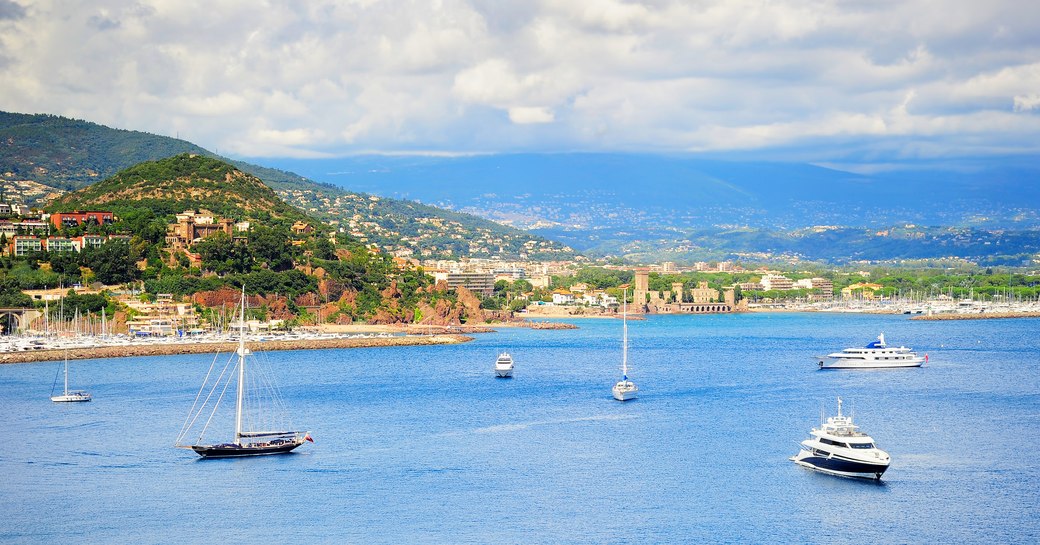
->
910;311;1040;321
0;334;473;365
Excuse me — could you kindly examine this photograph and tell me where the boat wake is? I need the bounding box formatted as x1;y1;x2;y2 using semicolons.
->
474;413;637;434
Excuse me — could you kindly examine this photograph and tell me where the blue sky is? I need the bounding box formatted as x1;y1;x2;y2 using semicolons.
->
2;0;1039;171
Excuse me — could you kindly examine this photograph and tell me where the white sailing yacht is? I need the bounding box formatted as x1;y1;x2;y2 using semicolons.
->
51;351;91;403
176;288;310;458
612;287;638;401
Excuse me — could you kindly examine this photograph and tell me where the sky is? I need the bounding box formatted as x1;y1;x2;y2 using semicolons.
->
2;0;1039;169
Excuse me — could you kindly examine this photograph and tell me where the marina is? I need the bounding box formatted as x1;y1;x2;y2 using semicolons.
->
2;312;1038;542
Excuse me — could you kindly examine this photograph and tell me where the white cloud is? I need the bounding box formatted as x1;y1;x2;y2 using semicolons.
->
1;0;1039;161
1014;94;1040;112
507;107;554;124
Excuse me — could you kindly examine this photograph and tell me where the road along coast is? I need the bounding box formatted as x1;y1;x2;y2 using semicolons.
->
0;334;472;365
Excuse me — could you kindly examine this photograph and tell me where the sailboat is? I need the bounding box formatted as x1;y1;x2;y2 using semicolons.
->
612;287;638;401
51;351;91;402
176;288;311;458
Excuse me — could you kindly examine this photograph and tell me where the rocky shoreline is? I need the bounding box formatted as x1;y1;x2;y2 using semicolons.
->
911;311;1040;321
0;334;473;365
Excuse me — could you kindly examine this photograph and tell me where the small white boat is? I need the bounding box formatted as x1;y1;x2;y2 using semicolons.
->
790;398;890;480
817;333;925;369
612;287;638;401
51;352;91;403
494;352;514;378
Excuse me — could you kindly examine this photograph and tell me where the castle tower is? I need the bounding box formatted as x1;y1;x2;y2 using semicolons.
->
671;282;684;303
633;268;649;308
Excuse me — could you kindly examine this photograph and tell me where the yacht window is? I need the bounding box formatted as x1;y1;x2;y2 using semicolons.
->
849;443;875;449
820;438;849;448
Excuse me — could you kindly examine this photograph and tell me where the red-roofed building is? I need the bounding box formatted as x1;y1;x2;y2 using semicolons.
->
50;211;115;229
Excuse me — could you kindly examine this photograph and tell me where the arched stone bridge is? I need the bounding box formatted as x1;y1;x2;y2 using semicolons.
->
0;308;43;335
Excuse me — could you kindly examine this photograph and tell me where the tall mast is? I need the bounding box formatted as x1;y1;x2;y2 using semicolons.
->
63;351;69;395
234;286;246;445
622;287;628;380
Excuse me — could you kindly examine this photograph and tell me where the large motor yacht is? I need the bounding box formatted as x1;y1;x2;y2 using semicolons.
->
790;398;890;480
817;333;925;369
494;352;514;378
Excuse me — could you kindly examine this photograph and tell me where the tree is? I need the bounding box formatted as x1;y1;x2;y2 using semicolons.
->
81;240;139;285
249;224;297;272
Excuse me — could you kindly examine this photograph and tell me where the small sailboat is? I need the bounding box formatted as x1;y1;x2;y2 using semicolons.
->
176;288;310;458
50;351;91;403
612;287;638;401
494;352;514;378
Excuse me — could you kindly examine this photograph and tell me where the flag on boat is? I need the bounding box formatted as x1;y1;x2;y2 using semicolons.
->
305;434;314;443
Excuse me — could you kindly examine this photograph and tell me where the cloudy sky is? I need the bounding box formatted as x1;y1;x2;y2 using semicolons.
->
2;0;1039;167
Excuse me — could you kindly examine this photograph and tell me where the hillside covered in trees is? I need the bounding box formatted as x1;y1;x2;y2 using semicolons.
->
0;111;572;260
0;155;507;328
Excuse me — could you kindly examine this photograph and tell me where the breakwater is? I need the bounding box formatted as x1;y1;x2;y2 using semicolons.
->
911;311;1040;321
0;334;472;365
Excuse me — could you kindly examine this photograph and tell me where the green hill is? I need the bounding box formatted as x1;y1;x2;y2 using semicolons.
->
47;153;312;225
0;110;573;260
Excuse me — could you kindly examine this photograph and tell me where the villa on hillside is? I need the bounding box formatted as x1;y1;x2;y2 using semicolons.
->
165;209;242;250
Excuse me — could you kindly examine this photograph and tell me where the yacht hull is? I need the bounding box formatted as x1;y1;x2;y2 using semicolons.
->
495;367;513;378
51;393;91;402
612;384;638;401
818;358;923;369
790;451;889;480
191;441;303;458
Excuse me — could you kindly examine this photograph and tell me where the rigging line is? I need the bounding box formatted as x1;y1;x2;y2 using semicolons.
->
177;350;236;445
175;351;224;444
258;350;294;430
178;352;236;446
197;355;238;445
50;361;62;397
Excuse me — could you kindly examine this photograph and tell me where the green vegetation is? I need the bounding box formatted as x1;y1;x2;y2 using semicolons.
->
47;154;312;225
1;110;572;260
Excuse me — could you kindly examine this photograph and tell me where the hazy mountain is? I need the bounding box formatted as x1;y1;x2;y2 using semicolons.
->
0;111;571;260
261;153;1040;232
259;154;1040;264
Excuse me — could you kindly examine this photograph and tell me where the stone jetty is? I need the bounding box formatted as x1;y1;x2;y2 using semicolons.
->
911;311;1040;321
0;334;472;365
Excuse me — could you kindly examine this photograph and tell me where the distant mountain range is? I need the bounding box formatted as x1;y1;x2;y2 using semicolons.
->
5;109;1038;265
0;111;571;260
262;154;1040;265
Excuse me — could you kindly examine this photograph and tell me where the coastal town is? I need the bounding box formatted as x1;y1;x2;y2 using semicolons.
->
2;202;1037;363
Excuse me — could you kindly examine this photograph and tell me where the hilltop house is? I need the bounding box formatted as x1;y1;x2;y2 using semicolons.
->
165;209;237;250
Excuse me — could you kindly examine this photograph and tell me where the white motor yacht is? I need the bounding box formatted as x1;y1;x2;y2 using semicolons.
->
817;333;925;369
790;398;890;480
494;352;514;378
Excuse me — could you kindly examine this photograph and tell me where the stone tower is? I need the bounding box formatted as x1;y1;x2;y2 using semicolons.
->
633;268;649;308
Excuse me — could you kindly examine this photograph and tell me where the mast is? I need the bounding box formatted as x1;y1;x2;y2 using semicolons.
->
234;287;246;445
63;351;69;395
621;286;628;380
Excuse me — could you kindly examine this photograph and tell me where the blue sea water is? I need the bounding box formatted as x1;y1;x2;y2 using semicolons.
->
1;312;1039;544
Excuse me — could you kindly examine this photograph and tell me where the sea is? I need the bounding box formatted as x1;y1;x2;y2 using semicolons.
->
1;312;1038;544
